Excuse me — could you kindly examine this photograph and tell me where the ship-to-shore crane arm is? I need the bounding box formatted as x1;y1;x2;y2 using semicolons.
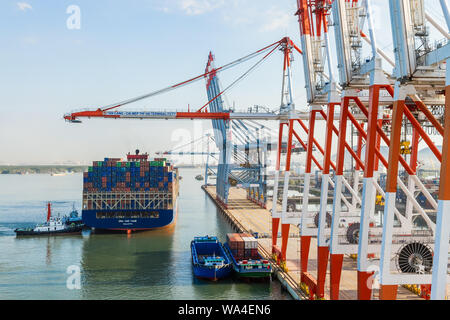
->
64;37;303;123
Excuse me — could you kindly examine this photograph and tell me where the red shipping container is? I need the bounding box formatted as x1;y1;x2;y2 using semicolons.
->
237;237;245;250
227;233;244;250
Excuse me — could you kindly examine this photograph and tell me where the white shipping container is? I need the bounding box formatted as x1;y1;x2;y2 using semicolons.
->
241;237;251;249
252;237;258;249
241;236;258;249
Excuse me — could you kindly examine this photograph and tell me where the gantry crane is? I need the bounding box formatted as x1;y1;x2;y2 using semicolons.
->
377;0;450;300
155;133;219;185
64;37;308;209
292;0;449;300
63;4;450;300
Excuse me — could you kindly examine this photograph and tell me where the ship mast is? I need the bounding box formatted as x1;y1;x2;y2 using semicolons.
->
46;202;51;222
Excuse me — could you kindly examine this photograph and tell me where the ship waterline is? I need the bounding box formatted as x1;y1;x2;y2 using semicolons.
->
83;200;179;230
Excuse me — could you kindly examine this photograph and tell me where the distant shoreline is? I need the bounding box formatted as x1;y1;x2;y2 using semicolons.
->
0;165;87;175
0;164;205;175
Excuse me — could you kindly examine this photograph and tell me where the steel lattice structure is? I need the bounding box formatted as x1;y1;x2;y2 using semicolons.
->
63;1;450;300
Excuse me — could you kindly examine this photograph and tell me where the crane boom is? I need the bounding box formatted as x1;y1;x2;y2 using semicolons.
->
64;37;303;123
64;109;367;122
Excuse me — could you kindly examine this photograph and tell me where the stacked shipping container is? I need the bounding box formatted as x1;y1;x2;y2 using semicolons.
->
82;153;178;211
83;157;175;193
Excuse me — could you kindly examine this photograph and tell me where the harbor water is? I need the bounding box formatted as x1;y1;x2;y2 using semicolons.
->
0;169;291;300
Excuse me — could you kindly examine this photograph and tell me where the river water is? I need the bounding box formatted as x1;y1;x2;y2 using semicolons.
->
0;169;291;300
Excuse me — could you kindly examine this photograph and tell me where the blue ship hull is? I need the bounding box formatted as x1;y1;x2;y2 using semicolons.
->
82;200;177;230
191;239;232;281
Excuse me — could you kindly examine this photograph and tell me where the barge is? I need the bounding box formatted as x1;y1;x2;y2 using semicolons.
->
191;236;232;281
224;233;272;279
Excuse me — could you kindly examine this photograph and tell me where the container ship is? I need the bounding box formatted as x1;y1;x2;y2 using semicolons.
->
82;150;179;232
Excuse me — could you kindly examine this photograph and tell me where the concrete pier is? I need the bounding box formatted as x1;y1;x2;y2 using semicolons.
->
203;185;431;300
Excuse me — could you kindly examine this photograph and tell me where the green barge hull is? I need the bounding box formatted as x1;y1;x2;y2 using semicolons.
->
223;243;272;279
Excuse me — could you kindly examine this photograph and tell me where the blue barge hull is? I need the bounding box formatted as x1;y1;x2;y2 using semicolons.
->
191;236;232;281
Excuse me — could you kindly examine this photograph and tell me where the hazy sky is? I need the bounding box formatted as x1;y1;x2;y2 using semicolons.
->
0;0;302;164
0;0;446;165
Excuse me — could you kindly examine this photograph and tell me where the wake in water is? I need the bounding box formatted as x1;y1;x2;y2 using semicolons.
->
0;223;27;236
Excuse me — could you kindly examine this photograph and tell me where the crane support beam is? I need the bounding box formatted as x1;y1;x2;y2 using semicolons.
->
431;61;450;299
64;110;368;123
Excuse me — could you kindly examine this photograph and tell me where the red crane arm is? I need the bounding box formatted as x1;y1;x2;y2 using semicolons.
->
64;37;303;123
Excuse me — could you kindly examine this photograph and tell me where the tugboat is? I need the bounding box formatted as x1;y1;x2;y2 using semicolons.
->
191;236;232;281
14;203;84;236
63;203;84;227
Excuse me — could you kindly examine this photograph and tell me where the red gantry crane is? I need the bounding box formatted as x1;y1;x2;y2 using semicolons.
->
64;1;450;299
291;0;450;300
64;38;303;123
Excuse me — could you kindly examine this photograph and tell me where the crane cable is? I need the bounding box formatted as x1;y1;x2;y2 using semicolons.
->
196;42;282;113
100;39;284;112
166;134;209;153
